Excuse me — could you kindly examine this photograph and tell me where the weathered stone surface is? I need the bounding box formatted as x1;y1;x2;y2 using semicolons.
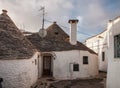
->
0;11;34;59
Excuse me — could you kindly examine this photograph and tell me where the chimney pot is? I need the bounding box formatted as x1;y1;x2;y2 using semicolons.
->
68;19;79;23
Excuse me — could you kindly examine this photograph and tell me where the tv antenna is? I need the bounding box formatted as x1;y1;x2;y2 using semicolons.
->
38;6;47;37
39;6;45;29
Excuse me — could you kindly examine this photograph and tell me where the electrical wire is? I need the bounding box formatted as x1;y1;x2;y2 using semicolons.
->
44;19;93;37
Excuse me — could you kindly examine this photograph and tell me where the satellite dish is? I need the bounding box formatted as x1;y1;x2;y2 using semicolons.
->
38;28;47;38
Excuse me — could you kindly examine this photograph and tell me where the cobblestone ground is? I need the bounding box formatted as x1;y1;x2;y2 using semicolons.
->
36;72;106;88
49;78;104;88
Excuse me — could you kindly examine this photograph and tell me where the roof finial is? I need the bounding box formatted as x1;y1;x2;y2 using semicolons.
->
38;6;47;38
2;9;7;14
53;21;56;24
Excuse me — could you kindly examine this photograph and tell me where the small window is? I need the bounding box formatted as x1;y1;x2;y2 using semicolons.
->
73;64;79;71
114;34;120;58
102;52;105;61
83;56;88;64
54;32;58;35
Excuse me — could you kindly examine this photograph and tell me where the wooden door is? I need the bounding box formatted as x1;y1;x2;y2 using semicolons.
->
42;56;52;76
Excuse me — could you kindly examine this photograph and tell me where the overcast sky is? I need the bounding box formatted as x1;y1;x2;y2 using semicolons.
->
0;0;120;41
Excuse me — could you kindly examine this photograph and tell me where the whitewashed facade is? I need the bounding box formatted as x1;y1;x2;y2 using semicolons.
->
107;16;120;88
0;52;39;88
27;19;99;79
38;50;98;79
85;29;108;72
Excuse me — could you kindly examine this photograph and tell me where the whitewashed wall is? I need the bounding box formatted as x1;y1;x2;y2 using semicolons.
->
85;30;108;72
0;52;39;88
52;50;98;79
80;51;98;77
107;17;120;88
38;53;42;78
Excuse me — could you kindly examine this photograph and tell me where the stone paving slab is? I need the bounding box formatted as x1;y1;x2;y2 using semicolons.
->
36;72;106;88
49;78;104;88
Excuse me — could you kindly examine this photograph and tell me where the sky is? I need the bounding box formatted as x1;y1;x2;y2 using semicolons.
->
0;0;120;42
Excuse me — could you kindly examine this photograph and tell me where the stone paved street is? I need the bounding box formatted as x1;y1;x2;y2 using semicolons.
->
36;72;106;88
49;78;105;88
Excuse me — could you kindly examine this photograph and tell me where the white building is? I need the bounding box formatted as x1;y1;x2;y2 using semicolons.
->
0;9;99;88
0;10;39;88
84;28;108;72
27;20;99;79
107;16;120;88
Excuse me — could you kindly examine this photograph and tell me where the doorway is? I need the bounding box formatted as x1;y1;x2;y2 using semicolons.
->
42;56;53;76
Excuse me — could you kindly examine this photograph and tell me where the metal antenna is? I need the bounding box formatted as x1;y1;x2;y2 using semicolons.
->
38;6;47;38
39;6;45;29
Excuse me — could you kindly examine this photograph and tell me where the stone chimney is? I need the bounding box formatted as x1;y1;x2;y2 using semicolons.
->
2;9;7;15
68;19;79;45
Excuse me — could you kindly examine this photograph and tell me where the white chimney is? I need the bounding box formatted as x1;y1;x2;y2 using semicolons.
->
68;19;79;45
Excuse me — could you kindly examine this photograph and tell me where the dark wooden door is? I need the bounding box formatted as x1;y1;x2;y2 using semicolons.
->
43;56;52;76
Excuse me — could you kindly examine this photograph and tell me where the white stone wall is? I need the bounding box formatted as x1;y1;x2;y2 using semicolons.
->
0;52;39;88
79;51;98;77
85;30;108;72
52;50;98;79
107;17;120;88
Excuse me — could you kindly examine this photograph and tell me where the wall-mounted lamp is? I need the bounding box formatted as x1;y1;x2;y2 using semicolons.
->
51;52;57;60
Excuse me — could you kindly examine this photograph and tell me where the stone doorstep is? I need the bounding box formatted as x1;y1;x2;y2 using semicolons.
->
38;78;56;87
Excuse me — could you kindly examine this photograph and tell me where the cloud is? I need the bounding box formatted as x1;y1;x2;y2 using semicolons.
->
0;0;120;41
0;0;74;32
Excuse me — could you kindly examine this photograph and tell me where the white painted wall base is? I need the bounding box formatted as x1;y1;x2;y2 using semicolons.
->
0;52;39;88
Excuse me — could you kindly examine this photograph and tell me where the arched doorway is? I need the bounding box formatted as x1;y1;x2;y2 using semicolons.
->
42;53;53;76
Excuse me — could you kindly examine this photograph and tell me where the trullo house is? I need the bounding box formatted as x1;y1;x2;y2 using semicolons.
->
0;10;39;88
27;19;99;79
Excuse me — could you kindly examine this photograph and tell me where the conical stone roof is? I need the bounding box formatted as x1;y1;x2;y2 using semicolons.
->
0;10;34;59
27;22;96;54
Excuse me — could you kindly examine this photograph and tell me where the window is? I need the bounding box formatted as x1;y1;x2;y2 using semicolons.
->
102;52;105;61
114;34;120;58
54;32;58;35
83;56;88;64
73;64;79;71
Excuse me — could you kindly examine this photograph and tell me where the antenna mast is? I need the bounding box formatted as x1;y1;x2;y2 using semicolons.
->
38;6;47;38
39;6;45;29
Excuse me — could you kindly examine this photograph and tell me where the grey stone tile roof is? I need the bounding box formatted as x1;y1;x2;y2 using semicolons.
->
0;11;34;59
27;22;96;55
